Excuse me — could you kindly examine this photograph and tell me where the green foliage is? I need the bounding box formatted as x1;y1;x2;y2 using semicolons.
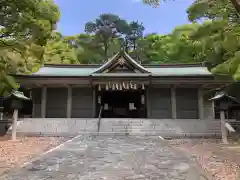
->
137;23;205;64
142;0;163;7
0;0;60;45
0;50;23;96
44;33;77;64
187;0;240;81
64;34;105;64
142;0;240;14
0;0;60;96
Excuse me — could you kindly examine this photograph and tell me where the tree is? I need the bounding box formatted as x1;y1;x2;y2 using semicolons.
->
85;14;127;60
0;0;60;96
64;34;105;64
142;0;161;7
229;0;240;14
142;0;240;14
0;0;60;122
0;0;60;46
187;0;239;23
136;23;204;64
44;33;77;64
187;0;240;80
123;21;145;52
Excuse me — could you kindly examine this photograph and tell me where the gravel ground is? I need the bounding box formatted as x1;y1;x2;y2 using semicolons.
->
169;139;240;180
0;136;68;175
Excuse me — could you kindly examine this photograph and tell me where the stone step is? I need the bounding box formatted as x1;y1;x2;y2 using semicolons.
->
7;118;222;138
100;126;221;130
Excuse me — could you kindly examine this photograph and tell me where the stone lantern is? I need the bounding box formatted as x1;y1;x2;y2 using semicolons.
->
7;90;30;140
210;92;239;144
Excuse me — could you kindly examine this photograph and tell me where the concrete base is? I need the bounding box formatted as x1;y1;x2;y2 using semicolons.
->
6;118;222;138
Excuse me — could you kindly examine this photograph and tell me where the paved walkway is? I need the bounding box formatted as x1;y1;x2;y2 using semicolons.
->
0;135;209;180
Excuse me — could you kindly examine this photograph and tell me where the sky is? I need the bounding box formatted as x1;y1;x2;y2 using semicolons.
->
54;0;195;36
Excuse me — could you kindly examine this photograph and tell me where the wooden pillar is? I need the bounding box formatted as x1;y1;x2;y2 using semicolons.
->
171;87;177;119
31;89;35;118
32;102;35;118
146;87;150;118
220;111;228;144
92;87;96;118
67;85;72;118
41;86;47;118
212;101;215;119
198;88;204;120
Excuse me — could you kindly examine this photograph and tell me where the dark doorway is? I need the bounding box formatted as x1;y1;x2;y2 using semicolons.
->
96;90;146;118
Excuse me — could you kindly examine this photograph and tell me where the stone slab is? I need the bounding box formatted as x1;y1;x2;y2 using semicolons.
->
0;135;210;180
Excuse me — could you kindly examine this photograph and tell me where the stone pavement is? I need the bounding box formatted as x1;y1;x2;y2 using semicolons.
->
0;135;210;180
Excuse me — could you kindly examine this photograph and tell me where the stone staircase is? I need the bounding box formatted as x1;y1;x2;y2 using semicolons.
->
98;118;221;137
7;118;98;137
6;118;222;138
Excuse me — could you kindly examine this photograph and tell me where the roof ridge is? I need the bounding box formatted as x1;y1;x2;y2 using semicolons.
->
44;64;100;68
43;63;204;68
143;63;204;68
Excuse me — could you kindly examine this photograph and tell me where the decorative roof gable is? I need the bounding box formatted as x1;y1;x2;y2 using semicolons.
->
91;51;151;74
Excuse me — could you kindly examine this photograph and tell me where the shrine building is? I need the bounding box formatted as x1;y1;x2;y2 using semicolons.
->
15;51;227;121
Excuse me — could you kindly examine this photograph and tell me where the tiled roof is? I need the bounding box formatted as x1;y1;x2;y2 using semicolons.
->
15;52;212;77
17;65;212;77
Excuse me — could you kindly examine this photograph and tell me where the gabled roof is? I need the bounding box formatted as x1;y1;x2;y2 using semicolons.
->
91;51;151;74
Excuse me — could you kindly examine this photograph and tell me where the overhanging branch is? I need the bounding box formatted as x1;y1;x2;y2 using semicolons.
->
230;0;240;15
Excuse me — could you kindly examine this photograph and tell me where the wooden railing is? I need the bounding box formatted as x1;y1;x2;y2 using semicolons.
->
97;106;103;132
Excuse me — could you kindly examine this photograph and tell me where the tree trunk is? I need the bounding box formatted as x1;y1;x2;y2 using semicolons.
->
125;39;128;53
133;40;136;51
12;109;18;141
103;41;108;61
220;110;228;144
230;0;240;14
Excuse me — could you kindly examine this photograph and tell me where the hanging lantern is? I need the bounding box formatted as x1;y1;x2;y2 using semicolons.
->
112;83;115;90
104;103;108;110
119;84;122;91
130;81;134;89
123;82;126;89
98;96;101;104
134;84;137;90
142;84;145;90
126;83;129;90
98;84;101;91
106;84;109;91
141;95;145;104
